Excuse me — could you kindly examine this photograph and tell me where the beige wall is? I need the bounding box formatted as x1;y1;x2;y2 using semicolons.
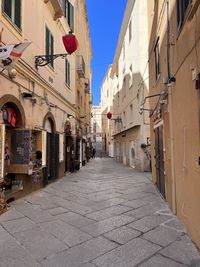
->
148;0;200;248
100;66;114;156
74;0;92;139
110;0;150;170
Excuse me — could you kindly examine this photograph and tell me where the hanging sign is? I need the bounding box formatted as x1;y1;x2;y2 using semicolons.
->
62;33;78;54
107;112;112;120
0;124;5;181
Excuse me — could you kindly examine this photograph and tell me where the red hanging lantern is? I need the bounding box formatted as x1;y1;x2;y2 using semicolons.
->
107;112;112;120
62;32;78;55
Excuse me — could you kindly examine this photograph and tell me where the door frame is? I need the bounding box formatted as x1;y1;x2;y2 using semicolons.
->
154;122;166;199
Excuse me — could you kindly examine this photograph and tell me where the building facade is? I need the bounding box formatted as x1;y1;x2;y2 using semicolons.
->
100;65;114;157
74;0;92;167
91;105;102;157
110;0;150;171
148;0;200;248
0;0;92;203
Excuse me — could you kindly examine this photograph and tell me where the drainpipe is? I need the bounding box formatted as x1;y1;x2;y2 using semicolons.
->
166;0;177;214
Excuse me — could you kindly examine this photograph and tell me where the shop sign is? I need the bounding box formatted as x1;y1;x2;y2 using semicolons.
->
0;124;5;181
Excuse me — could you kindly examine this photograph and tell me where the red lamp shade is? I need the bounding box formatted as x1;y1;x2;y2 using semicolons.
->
107;112;112;120
62;33;78;54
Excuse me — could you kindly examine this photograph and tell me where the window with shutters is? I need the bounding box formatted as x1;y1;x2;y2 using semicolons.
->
177;0;191;30
3;0;21;30
65;59;70;87
154;38;160;80
45;26;54;68
65;0;74;32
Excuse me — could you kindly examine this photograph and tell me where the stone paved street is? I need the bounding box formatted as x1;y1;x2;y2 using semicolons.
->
0;158;200;267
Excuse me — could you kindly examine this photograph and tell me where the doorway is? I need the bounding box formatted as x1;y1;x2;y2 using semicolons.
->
44;117;59;183
154;125;165;198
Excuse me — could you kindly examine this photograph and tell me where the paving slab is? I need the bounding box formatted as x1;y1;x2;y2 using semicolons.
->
0;238;41;267
138;254;186;267
56;211;96;228
42;236;118;267
13;227;68;262
81;214;136;237
159;235;200;266
92;237;161;267
1;217;36;234
0;208;24;222
85;205;133;221
39;219;92;247
103;226;141;244
128;214;172;233
142;225;184;247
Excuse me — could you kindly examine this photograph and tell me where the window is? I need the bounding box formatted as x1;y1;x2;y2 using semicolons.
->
122;77;126;98
3;0;21;29
177;0;191;30
123;112;126;128
65;59;70;87
65;0;74;32
45;27;54;67
129;20;132;43
154;38;160;80
130;104;133;122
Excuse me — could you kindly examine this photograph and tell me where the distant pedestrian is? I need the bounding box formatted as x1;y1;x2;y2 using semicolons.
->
92;148;96;158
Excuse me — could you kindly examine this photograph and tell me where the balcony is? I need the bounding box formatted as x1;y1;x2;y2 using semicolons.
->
44;0;64;20
76;55;86;78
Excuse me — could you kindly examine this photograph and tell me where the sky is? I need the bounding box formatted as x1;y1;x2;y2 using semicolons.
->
86;0;128;106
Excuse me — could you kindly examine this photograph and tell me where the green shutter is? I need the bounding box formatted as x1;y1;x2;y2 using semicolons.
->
3;0;12;18
70;3;74;32
51;33;54;67
14;0;21;29
68;61;70;87
45;27;49;56
65;60;70;87
65;59;67;84
65;0;68;18
67;2;74;32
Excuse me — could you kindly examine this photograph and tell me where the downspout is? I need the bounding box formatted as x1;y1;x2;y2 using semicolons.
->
166;0;177;214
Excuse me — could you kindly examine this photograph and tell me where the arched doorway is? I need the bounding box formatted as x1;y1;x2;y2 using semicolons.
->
0;95;25;128
0;96;26;193
64;121;74;172
43;113;59;183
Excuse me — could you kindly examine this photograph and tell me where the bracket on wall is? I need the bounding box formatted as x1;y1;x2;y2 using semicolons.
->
35;53;68;68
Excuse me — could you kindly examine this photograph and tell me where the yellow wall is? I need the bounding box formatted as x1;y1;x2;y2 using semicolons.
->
148;0;200;248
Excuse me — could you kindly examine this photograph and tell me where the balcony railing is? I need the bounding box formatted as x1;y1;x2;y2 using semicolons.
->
76;55;86;78
44;0;64;20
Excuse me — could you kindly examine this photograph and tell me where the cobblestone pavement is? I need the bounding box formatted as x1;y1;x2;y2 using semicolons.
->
0;158;200;267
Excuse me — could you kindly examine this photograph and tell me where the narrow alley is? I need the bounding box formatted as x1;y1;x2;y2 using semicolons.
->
0;158;199;267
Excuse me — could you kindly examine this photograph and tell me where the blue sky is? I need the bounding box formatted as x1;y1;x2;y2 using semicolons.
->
86;0;128;105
